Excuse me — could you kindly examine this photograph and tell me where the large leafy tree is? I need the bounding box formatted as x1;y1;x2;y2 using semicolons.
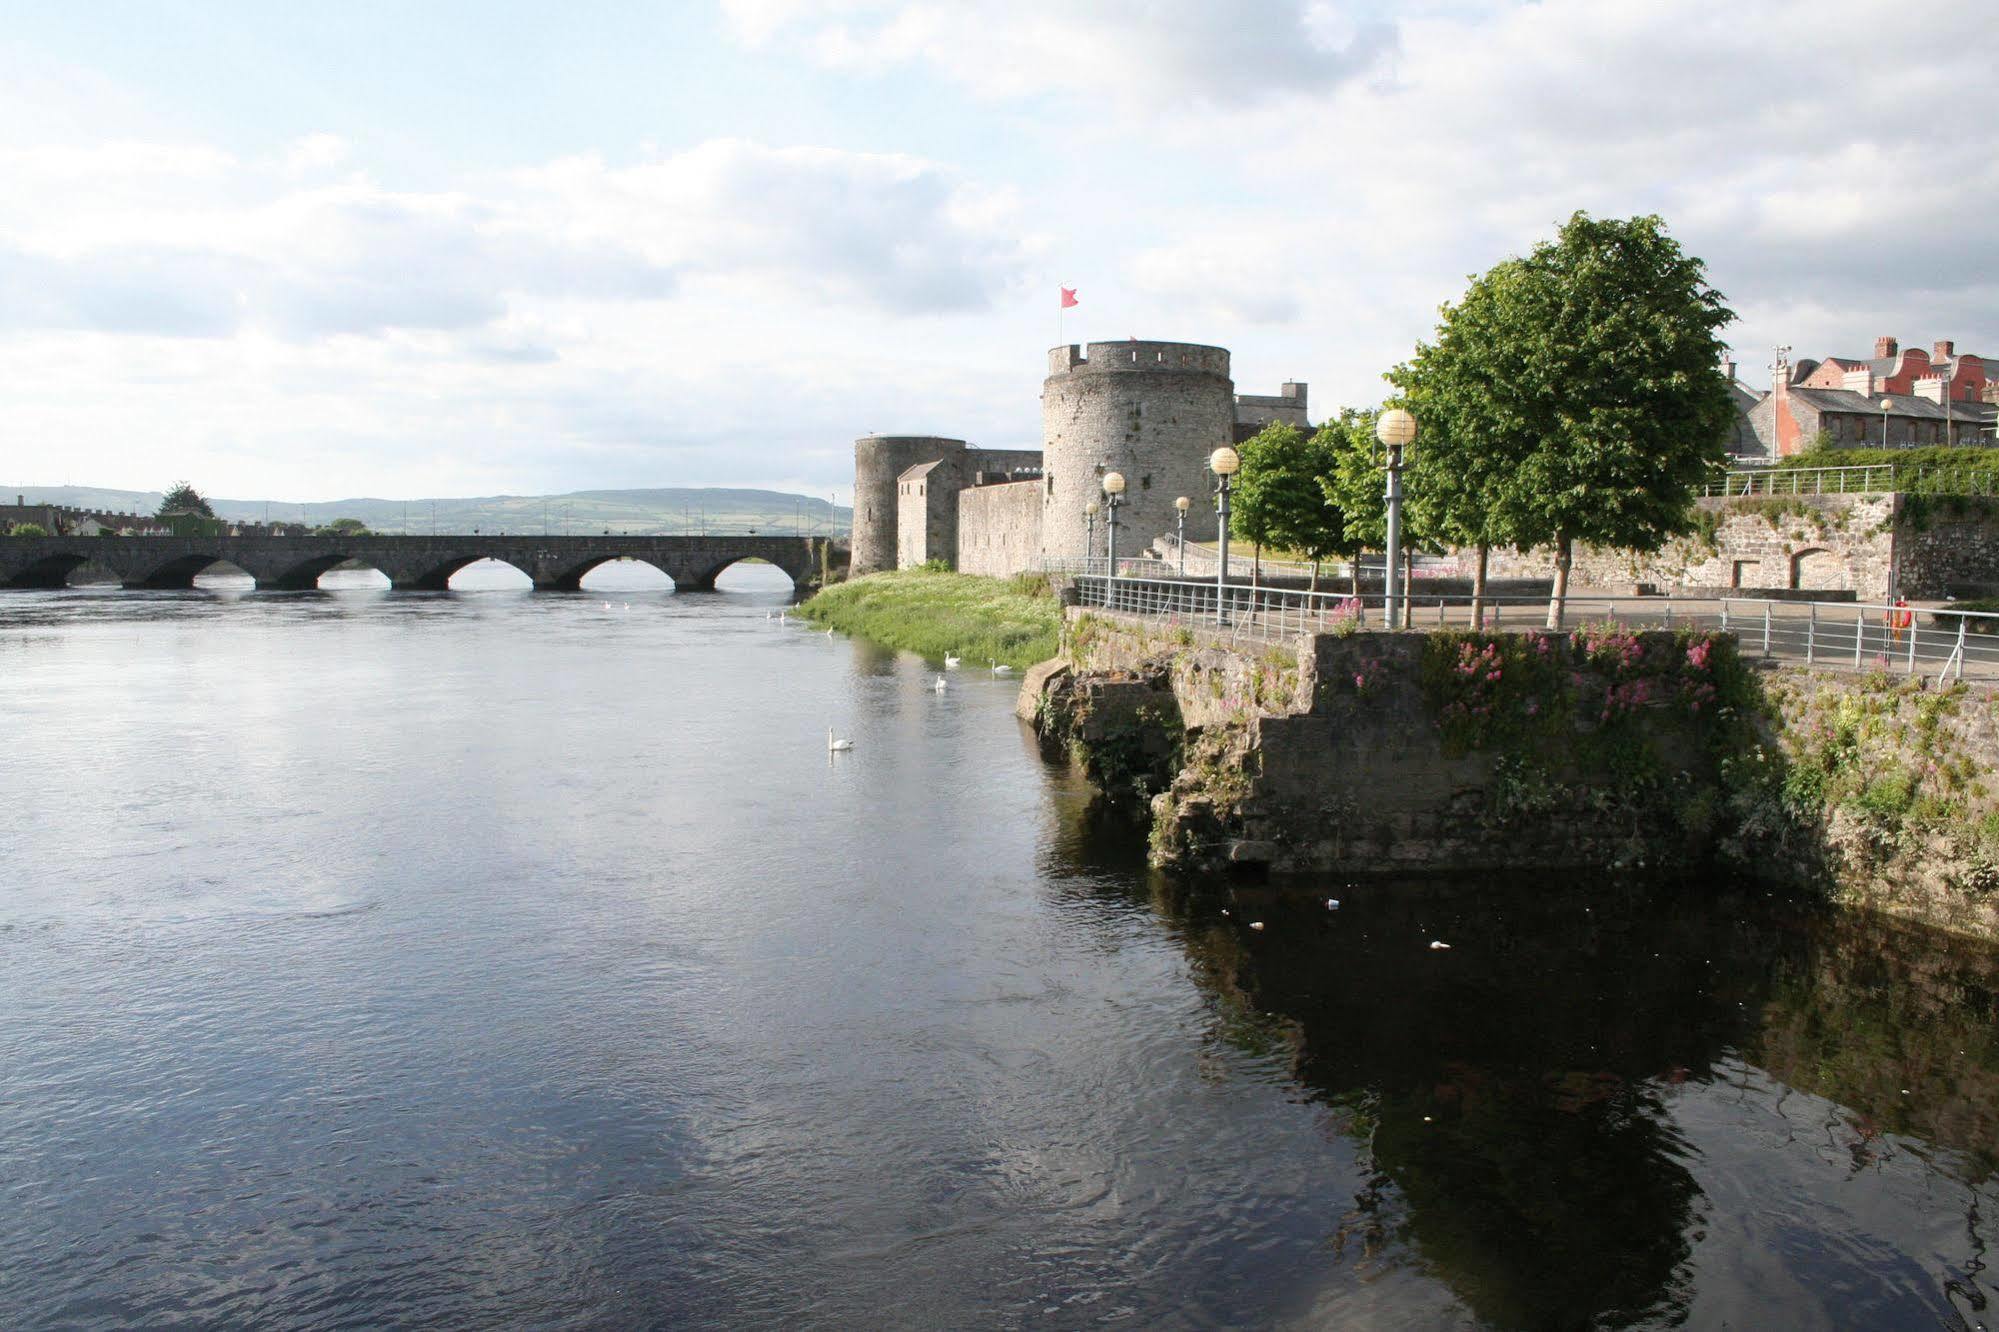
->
1231;424;1350;590
1316;410;1388;596
1391;212;1737;627
156;482;215;519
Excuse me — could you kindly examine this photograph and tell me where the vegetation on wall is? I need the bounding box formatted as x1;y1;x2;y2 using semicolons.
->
1778;446;1999;497
798;568;1060;669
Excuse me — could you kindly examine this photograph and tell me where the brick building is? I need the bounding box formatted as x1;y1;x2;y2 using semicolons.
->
1747;341;1999;458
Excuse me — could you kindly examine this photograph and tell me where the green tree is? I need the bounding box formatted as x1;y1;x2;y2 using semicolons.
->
7;522;49;537
1232;424;1348;589
1391;212;1737;627
318;517;373;537
157;481;215;519
1317;409;1388;596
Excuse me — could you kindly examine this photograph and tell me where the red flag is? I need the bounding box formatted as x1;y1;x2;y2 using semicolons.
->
1060;286;1079;309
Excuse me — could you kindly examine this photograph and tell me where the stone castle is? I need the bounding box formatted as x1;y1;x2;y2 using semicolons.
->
851;340;1308;577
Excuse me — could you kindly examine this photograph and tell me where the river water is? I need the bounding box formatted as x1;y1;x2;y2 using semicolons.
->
3;564;1997;1330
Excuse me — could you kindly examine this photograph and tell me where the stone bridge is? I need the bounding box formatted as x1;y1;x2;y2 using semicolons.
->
0;534;840;593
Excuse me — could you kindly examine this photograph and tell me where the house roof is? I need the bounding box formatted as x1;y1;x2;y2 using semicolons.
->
896;459;948;483
1789;386;1998;422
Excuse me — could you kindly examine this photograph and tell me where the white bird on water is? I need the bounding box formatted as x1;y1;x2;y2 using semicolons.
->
990;660;1013;675
933;675;948;692
827;727;854;753
944;653;962;668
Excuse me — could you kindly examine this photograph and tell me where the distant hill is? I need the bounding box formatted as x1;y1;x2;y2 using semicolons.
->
3;484;851;537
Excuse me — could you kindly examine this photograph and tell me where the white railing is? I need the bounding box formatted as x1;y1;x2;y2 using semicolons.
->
1704;462;1999;498
1071;574;1999;682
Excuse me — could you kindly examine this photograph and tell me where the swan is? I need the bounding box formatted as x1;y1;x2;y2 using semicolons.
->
827;727;854;753
944;653;962;668
826;627;835;637
933;675;947;692
990;660;1013;675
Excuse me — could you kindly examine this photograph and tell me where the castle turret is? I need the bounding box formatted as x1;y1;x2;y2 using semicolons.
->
1039;342;1235;562
851;435;966;576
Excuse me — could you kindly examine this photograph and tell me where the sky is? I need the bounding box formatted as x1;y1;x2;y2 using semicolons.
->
3;0;1996;503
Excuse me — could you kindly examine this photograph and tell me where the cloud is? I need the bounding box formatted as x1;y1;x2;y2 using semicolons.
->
509;140;1029;314
0;137;1026;343
720;0;1393;108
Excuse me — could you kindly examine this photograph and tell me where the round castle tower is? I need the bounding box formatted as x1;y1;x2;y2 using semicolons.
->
851;435;966;576
1039;342;1235;562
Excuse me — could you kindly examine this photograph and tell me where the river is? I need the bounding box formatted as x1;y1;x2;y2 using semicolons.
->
2;563;1996;1329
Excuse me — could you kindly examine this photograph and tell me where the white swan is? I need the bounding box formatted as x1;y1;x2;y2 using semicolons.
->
827;727;854;753
990;660;1013;675
944;653;962;668
933;675;947;692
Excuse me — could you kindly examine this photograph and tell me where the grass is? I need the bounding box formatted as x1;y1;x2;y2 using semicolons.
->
798;569;1062;669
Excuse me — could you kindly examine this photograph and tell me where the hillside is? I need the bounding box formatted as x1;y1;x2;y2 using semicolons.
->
4;484;851;536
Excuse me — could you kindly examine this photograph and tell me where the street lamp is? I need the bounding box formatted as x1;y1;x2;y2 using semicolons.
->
1880;397;1893;449
1210;446;1240;626
1101;471;1125;577
1375;407;1418;629
1174;495;1191;576
1084;500;1100;571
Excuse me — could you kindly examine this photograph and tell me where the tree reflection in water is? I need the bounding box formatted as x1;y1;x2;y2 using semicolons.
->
1142;862;1999;1330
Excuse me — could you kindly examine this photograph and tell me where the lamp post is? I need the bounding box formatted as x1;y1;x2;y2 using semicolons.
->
1084;501;1100;572
1101;472;1125;577
1210;446;1239;626
1174;496;1191;576
1375;407;1418;629
1881;398;1893;449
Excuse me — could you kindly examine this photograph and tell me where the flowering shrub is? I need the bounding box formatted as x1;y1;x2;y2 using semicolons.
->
1419;627;1743;756
1328;597;1364;638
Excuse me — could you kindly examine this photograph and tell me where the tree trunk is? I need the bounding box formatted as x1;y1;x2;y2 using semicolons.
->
1547;532;1572;629
1309;557;1320;593
1252;542;1262;594
1350;553;1361;598
1471;542;1490;630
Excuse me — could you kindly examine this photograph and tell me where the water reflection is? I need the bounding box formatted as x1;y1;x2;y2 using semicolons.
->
1060;839;1999;1328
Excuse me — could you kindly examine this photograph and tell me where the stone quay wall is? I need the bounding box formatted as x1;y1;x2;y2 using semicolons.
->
956;479;1044;577
1896;499;1999;598
1024;613;1999;941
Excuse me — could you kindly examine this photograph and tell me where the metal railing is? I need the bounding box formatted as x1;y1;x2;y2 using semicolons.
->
1071;573;1999;683
1705;462;1999;498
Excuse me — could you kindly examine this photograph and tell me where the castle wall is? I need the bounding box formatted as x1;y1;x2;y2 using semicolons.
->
1039;342;1234;562
957;479;1043;577
895;458;962;569
852;435;964;576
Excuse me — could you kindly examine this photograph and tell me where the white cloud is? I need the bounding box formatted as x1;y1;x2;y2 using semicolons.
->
721;0;1392;108
0;137;1028;343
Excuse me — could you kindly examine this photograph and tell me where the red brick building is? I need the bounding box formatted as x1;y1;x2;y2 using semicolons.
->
1747;339;1999;458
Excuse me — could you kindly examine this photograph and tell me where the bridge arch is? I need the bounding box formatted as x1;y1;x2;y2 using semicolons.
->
575;556;674;591
2;550;96;589
540;554;677;592
248;551;392;591
124;552;257;590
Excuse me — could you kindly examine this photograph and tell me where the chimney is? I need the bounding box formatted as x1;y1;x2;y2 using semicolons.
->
1875;336;1898;358
1721;354;1736;382
1934;339;1955;362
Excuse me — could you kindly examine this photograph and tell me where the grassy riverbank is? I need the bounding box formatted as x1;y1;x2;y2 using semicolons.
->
799;569;1062;668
